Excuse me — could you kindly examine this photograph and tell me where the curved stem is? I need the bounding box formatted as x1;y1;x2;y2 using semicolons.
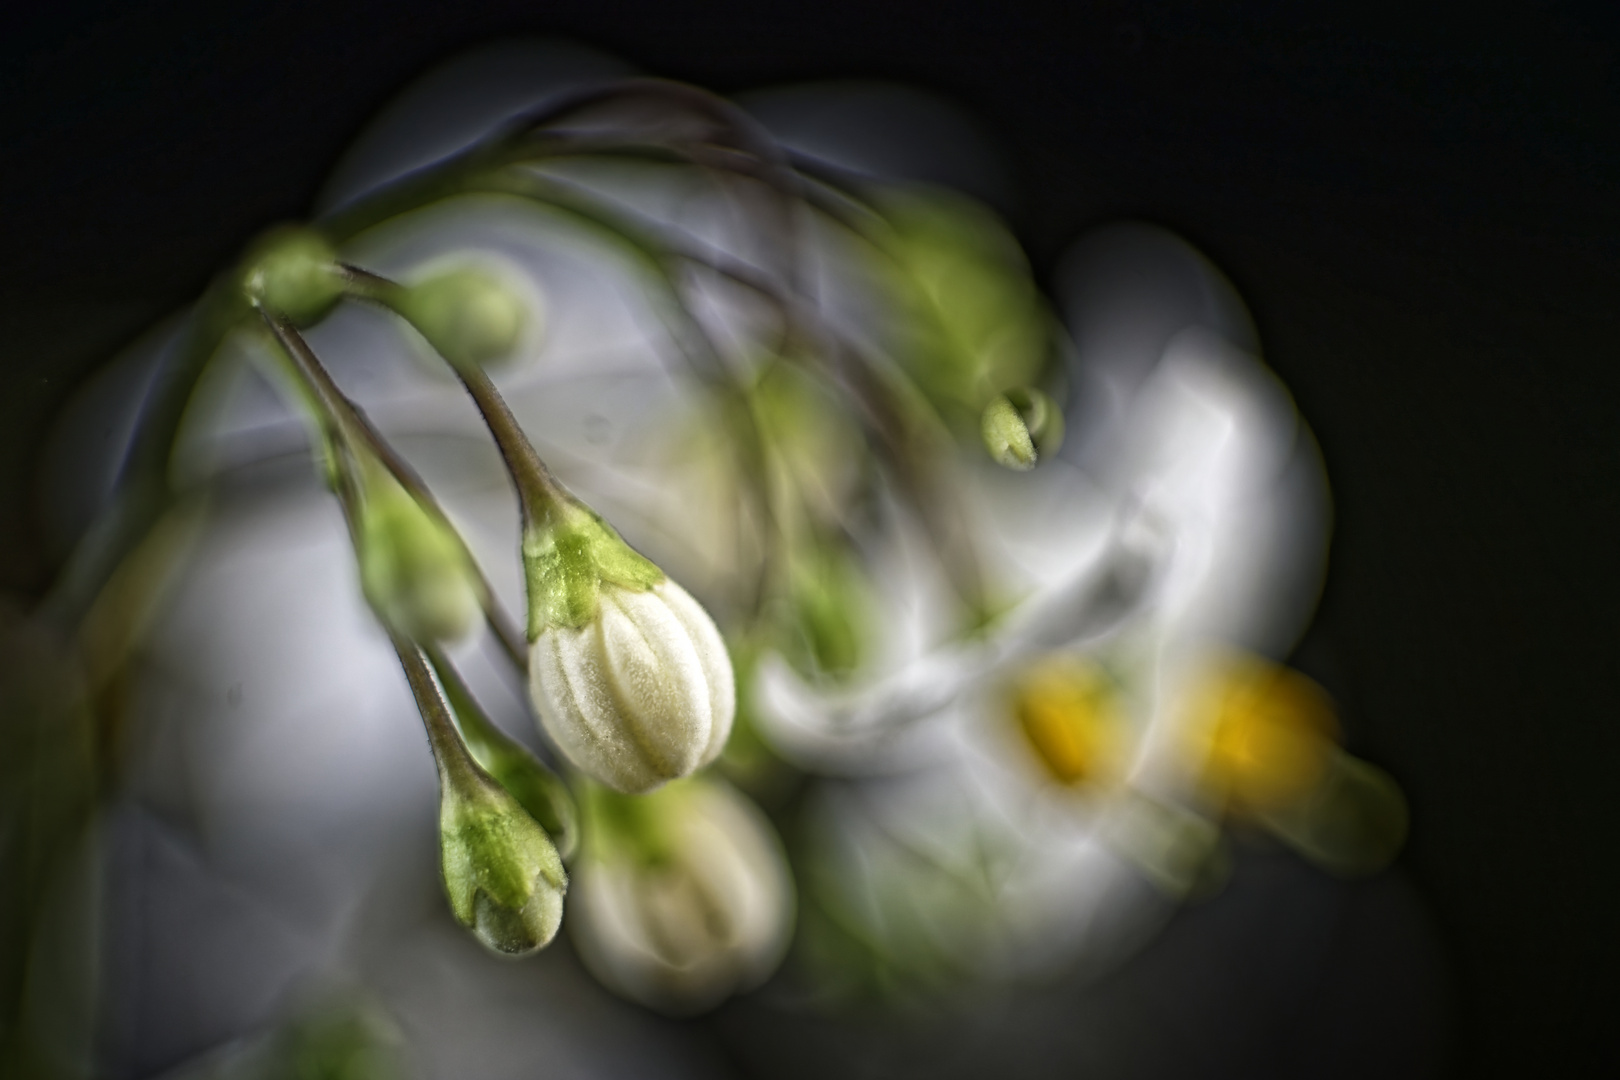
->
259;310;529;669
338;264;578;538
392;634;484;789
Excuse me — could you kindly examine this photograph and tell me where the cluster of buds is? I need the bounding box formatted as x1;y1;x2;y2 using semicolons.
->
241;228;756;998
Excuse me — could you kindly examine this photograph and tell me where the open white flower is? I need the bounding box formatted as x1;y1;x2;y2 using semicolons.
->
749;224;1337;985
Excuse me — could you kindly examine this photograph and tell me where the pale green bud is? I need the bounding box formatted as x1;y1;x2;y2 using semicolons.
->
240;225;343;326
355;477;479;643
394;267;528;370
981;386;1064;470
439;765;568;956
524;500;734;794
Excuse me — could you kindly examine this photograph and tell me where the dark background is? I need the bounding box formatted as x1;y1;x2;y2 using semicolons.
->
2;1;1616;1075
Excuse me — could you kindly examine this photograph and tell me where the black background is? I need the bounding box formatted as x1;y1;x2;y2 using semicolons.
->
2;1;1616;1075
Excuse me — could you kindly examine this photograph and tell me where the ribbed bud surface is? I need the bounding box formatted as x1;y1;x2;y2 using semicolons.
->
530;578;734;793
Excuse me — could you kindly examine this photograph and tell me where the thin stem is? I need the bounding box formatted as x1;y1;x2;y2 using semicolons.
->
391;634;484;789
422;640;538;765
259;309;529;669
338;264;575;534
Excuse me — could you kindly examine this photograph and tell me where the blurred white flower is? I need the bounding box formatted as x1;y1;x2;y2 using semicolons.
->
750;226;1335;986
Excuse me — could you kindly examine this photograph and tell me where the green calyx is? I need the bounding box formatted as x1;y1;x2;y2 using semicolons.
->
522;504;664;636
354;470;479;643
439;772;568;956
981;386;1064;471
240;225;344;327
431;646;580;860
392;267;528;370
579;777;686;869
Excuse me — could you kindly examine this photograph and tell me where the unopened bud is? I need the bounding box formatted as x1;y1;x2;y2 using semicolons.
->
570;778;793;1014
394;267;529;370
355;473;479;643
525;502;734;795
981;386;1063;471
241;226;343;326
439;764;568;956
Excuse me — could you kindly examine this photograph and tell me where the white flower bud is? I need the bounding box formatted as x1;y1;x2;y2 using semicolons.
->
529;576;734;794
570;779;794;1014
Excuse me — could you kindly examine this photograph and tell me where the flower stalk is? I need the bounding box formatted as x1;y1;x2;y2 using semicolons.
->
393;636;567;956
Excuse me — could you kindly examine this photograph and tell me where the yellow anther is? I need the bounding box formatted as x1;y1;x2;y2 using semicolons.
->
1188;655;1339;815
1010;655;1127;788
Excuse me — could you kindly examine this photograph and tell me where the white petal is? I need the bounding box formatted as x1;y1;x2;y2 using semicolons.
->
531;626;661;792
597;586;711;781
654;578;735;765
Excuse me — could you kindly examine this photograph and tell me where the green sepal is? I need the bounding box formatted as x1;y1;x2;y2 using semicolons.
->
522;507;663;636
430;647;580;860
578;776;686;869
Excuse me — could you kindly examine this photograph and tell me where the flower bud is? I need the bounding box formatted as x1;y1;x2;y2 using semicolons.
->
394;266;529;370
354;472;480;643
240;225;344;326
981;386;1064;471
438;762;568;956
570;778;794;1014
525;506;735;794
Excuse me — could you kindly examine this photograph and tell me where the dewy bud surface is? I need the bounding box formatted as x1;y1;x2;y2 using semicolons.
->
530;576;735;794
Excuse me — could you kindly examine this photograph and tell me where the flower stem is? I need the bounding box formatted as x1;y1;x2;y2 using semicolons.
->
391;634;484;790
258;309;529;669
336;265;575;535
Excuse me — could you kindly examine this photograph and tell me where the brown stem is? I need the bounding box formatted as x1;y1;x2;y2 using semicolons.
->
392;634;483;789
